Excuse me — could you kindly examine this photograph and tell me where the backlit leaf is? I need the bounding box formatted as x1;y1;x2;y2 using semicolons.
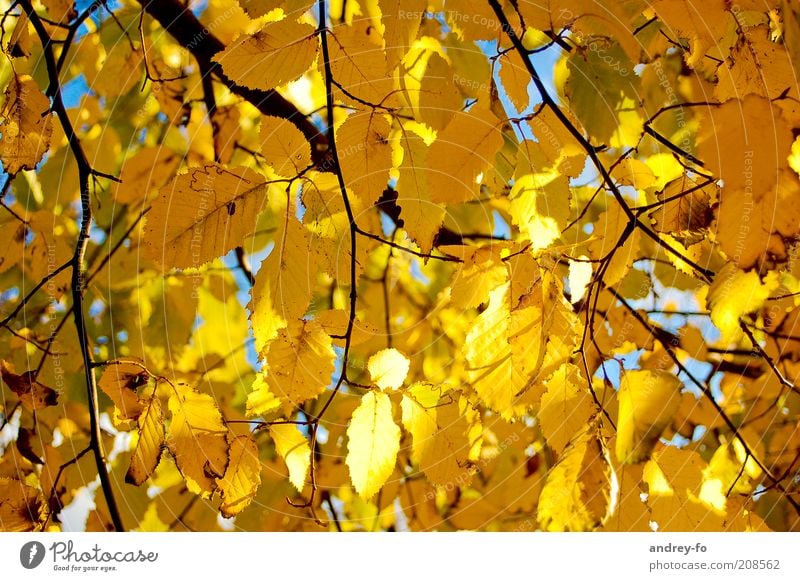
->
616;370;682;464
538;420;618;531
217;435;262;517
270;424;310;492
212;18;317;91
0;74;53;174
367;348;410;390
167;386;229;496
127;396;165;486
346;391;401;499
143;164;268;269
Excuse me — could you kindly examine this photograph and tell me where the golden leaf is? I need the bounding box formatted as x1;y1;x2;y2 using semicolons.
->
127;396;165;486
212;18;317;92
0;74;53;174
346;391;401;499
269;424;310;492
143;164;268;269
217;435;262;517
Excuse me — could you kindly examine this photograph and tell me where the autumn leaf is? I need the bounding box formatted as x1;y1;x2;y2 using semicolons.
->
337;112;393;206
426;107;502;203
167;386;229;496
217;435;262;517
346;391;400;499
367;348;410;391
0;478;43;532
262;319;336;409
0;360;58;411
259;116;312;176
127;396;165;486
143;164;268;270
212;18;317;92
269;424;310;492
616;370;682;464
98;361;149;421
0;74;53;174
538;420;618;531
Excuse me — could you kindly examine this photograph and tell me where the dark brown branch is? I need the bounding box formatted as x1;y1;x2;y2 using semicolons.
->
21;0;124;531
356;227;462;263
134;0;328;164
287;0;357;522
0;260;70;327
740;321;800;396
234;247;255;286
643;125;704;167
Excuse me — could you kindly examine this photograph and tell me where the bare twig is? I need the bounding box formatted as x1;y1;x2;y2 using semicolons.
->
21;0;124;531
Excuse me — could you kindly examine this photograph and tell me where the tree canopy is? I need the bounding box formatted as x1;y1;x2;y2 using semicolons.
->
1;0;799;532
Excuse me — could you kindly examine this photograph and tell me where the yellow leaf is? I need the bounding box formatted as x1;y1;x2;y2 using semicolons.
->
329;19;395;106
259;117;312;177
400;383;439;465
648;174;714;236
246;373;282;417
0;212;25;274
269;424;310;492
426;107;502;203
0;478;43;532
463;277;549;418
377;0;425;71
498;49;530;112
113;146;181;205
97;361;149;421
264;319;336;409
167;386;229;496
508;171;571;252
616;370;682;464
143;164;268;269
612;158;655;190
419;52;464;131
538;364;594;455
346;391;401;499
42;0;77;22
395;130;445;254
212;18;317;92
644;446;724;531
235;0;282;19
715;25;795;103
337;112;393;206
368;348;410;390
463;284;521;413
136;502;169;532
568;257;592;304
249;209;314;352
418;394;471;487
697;97;792;199
447;245;508;310
538;420;618;531
601;464;651;532
217;435;262;517
588;204;640;287
707;263;775;343
126;396;165;486
0;74;53;174
563;37;641;145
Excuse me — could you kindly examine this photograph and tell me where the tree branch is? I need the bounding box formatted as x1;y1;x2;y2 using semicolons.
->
21;0;124;531
134;0;328;164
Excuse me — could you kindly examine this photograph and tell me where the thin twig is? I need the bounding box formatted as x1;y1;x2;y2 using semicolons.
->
21;0;124;531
